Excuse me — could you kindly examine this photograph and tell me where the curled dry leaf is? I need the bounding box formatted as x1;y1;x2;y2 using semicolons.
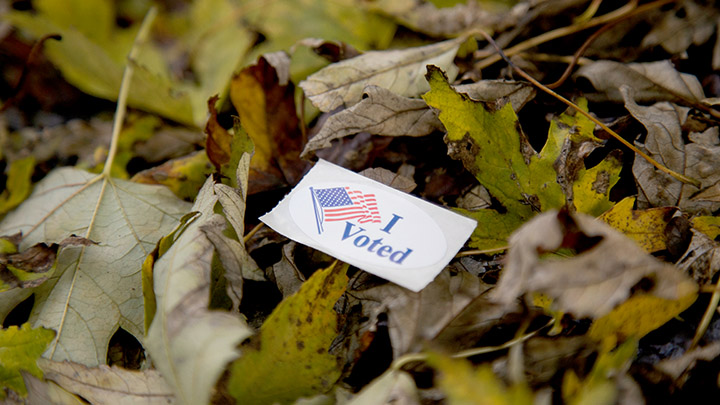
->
37;358;175;405
641;1;718;57
145;178;253;405
300;38;463;112
301;85;443;158
301;80;534;158
490;210;697;319
575;60;705;104
624;87;720;214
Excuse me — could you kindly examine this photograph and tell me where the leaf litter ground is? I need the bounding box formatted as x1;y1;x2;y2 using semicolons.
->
2;0;720;404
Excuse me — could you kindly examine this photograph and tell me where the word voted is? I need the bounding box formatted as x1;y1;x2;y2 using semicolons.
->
340;214;412;264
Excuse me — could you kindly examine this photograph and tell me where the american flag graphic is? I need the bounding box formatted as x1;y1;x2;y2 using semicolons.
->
311;187;381;234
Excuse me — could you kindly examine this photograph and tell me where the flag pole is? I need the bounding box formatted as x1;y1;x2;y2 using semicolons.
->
310;187;323;234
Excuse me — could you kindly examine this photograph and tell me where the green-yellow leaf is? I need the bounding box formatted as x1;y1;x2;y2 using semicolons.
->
132;151;215;200
454;208;523;250
0;156;35;216
428;352;534;405
424;65;564;217
0;323;55;399
228;261;349;404
600;197;676;253
572;151;622;217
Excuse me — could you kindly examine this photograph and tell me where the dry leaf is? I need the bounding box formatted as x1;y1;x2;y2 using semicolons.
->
38;358;175;405
145;178;253;405
576;60;705;103
300;38;463;112
641;1;718;56
301;86;443;158
346;370;419;405
490;210;697;319
355;269;486;357
624;86;720;213
676;229;720;286
359;167;417;193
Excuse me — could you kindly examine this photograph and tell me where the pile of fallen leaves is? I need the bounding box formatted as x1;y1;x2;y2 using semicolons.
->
1;0;720;403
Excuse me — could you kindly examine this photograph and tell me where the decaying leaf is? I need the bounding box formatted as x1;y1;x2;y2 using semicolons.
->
355;269;486;358
599;197;676;253
490;210;697;319
692;215;720;240
576;60;705;104
230;56;307;192
625;86;720;214
37;358;175;405
0;323;55;399
301;38;463;112
228;262;348;404
145;178;253;405
0;168;191;366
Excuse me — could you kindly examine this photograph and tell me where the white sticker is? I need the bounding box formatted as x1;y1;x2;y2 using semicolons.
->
260;160;477;292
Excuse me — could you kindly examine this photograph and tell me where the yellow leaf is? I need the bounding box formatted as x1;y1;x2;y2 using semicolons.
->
600;197;676;253
692;216;720;239
589;292;697;345
0;156;35;215
429;353;534;405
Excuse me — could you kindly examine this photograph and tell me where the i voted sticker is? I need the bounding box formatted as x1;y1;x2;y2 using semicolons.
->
260;160;477;292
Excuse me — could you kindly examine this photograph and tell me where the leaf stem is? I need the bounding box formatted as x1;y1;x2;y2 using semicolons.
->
390;318;553;370
103;7;158;177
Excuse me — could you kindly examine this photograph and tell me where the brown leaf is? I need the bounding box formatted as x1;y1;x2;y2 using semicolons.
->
355;269;488;357
576;60;705;104
624;87;720;214
359;167;417;193
490;209;697;318
676;230;720;286
230;56;308;193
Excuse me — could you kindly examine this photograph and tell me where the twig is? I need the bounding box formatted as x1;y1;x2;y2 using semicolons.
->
455;246;509;257
474;0;646;70
691;280;720;349
243;222;264;243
